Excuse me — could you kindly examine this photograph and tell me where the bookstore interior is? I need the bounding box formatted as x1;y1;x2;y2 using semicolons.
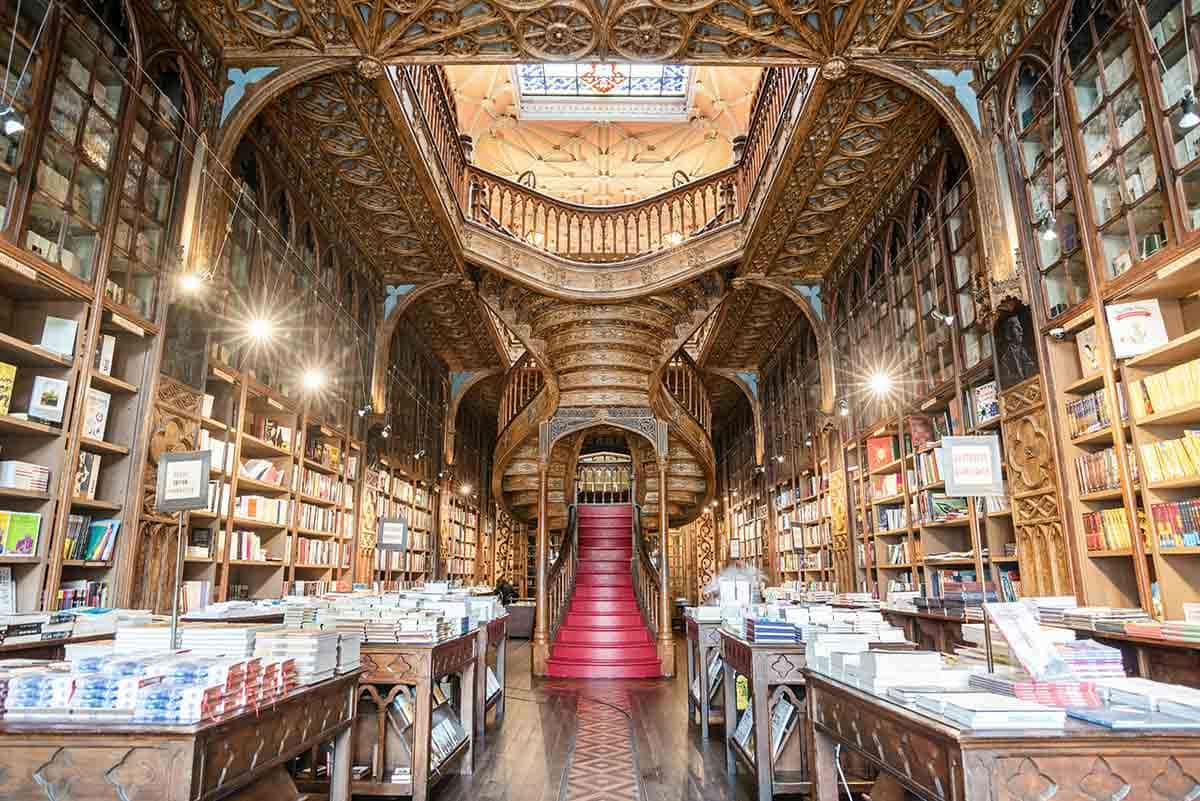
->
19;0;1200;799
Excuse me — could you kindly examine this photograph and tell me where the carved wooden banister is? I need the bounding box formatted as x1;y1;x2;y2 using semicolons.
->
631;504;662;638
664;351;711;433
547;505;579;642
398;64;809;263
498;350;546;437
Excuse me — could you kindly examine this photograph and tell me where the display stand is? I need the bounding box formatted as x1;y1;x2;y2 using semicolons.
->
351;630;478;800
0;673;359;801
474;614;508;746
685;613;724;738
806;669;1200;801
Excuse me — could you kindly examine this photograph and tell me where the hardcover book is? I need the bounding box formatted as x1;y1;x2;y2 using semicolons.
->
29;376;68;424
866;436;899;472
0;362;15;415
74;452;101;499
1;511;41;556
1076;325;1103;375
39;316;77;358
94;334;115;376
83;388;111;440
1106;299;1169;359
973;381;1000;423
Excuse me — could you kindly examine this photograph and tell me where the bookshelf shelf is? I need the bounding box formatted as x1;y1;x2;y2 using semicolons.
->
1137;401;1200;427
79;437;128;456
1064;372;1107;394
0;488;50;501
1071;426;1123;446
1087;549;1135;558
299;493;337;508
70;497;120;512
870;493;905;506
0;333;73;368
1148;478;1200;490
0;415;57;436
234;477;289;496
869;458;903;476
228;560;283;567
1126;328;1200;369
89;372;137;394
238;434;289;459
0;555;41;565
1159;547;1200;556
303;458;339;475
61;560;112;568
1080;488;1127;502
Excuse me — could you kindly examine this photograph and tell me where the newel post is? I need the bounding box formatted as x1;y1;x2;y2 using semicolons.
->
532;459;551;676
657;457;675;676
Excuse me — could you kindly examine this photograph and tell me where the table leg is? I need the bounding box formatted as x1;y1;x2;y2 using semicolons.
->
330;723;352;801
460;659;477;775
474;639;487;747
807;690;837;801
496;634;507;724
751;676;771;801
686;636;697;726
697;641;710;740
723;659;737;784
413;678;432;801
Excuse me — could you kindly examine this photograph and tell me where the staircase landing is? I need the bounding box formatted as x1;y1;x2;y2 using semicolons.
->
547;505;663;679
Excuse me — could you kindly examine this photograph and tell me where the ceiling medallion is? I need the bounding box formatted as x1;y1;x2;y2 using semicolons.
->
821;57;849;81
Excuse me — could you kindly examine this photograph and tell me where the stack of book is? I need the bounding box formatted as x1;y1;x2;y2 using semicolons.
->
254;629;339;685
336;632;362;673
1061;607;1151;631
1055;639;1126;677
0;461;50;493
61;516;119;562
914;692;1066;729
180;626;258;659
1024;596;1080;625
1130;356;1200;419
1161;621;1200;643
1139;430;1200;483
968;674;1102;708
852;650;948;695
744;618;798;643
1151;500;1200;548
114;624;177;652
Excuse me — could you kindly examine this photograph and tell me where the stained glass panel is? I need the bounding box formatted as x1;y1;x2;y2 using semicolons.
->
516;63;689;98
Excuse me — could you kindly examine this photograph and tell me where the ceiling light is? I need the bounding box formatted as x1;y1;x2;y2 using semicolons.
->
1038;213;1057;241
302;368;326;391
246;317;274;342
380;424;391;439
459;484;472;496
1182;90;1200;130
178;272;204;293
838;399;850;417
868;371;894;396
664;230;684;247
3;117;24;136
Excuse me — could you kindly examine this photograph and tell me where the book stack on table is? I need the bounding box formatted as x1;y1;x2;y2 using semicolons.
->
968;674;1103;708
336;632;361;673
850;649;967;696
1054;639;1126;678
179;626;258;659
744;618;798;644
254;629;339;685
915;692;1067;729
1061;607;1151;631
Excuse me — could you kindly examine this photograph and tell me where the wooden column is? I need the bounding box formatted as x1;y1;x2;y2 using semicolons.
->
658;459;675;676
532;461;551;675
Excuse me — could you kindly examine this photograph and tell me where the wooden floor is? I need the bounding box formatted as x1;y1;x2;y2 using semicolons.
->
427;637;759;801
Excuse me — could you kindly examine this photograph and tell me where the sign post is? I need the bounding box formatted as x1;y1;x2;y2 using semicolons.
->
155;451;211;647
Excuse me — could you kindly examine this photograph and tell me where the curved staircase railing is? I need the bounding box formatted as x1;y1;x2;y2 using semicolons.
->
547;505;578;643
663;351;712;434
397;64;809;263
631;504;663;639
498;351;546;436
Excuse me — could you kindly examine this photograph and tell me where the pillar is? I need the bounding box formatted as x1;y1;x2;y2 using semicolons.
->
532;462;551;675
657;459;675;676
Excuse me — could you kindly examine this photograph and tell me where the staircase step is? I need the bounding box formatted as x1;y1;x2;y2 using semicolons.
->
545;656;662;679
575;573;631;586
577;562;626;575
556;627;653;644
550;643;659;661
579;548;631;561
577;505;632;519
564;612;644;628
569;599;639;614
572;586;635;600
578;537;630;548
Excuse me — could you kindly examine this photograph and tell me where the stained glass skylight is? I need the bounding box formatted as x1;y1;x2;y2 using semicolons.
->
517;63;689;98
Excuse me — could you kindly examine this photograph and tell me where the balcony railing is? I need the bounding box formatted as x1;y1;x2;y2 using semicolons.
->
498;350;545;435
397;65;808;264
664;352;712;433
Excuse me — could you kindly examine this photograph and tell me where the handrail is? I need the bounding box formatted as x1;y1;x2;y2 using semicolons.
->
547;504;579;643
397;64;809;264
664;350;712;433
498;351;545;436
631;503;662;638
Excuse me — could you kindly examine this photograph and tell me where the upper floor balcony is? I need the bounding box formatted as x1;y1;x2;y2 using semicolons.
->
398;63;809;269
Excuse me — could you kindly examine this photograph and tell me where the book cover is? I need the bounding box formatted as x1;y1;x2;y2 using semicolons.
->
1076;325;1103;375
0;566;13;613
94;334;115;376
0;361;15;416
85;518;120;561
83;388;111;440
1106;299;1169;359
3;512;41;556
29;376;69;424
909;417;936;452
74;452;100;499
39;316;78;357
974;381;1000;422
866;436;898;471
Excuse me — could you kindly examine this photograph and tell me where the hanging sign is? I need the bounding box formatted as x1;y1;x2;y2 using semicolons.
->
942;435;1005;496
155;451;211;513
378;516;410;552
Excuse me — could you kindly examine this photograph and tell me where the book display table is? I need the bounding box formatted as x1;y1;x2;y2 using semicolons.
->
0;632;114;659
0;672;359;801
351;629;479;799
685;614;724;738
806;669;1200;801
474;614;508;746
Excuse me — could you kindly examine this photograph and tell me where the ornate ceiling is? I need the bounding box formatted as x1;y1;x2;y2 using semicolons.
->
702;284;802;368
186;0;1008;65
405;282;509;370
444;64;761;204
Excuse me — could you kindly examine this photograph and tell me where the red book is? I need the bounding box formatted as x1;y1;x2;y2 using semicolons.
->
909;416;935;452
866;436;898;472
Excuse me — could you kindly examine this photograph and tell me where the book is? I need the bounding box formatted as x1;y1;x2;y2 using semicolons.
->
0;566;12;613
39;316;78;358
83;388;111;440
94;334;115;376
1106;299;1169;359
866;436;898;472
1066;705;1200;730
0;461;50;492
83;518;119;561
187;527;213;559
769;698;796;761
0;362;15;415
973;381;999;423
925;692;1066;729
1076;325;1103;375
909;416;935;452
74;452;101;499
29;376;68;424
1;511;41;556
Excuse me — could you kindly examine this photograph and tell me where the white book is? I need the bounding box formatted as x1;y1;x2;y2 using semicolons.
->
39;316;78;358
0;566;13;614
83;388;111;440
733;702;754;749
926;693;1066;729
858;650;943;678
94;335;115;376
29;376;69;424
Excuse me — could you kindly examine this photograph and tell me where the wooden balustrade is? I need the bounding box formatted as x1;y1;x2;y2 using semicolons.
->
631;506;662;638
547;506;578;642
664;353;712;433
498;351;545;435
398;65;808;263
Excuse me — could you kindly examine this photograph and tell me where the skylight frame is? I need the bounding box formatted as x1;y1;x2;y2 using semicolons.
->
510;63;697;123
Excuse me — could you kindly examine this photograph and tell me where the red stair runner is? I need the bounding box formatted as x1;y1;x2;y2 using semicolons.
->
547;505;663;679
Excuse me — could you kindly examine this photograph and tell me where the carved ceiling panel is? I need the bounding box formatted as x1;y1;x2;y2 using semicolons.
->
705;372;750;421
404;283;507;370
746;72;933;278
703;285;800;368
187;0;1015;64
264;69;457;283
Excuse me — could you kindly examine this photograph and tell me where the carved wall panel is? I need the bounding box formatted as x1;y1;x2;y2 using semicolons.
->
975;753;1200;801
696;511;716;600
829;467;852;591
1000;375;1073;598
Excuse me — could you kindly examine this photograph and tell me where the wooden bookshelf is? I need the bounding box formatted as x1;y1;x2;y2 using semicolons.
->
366;460;434;588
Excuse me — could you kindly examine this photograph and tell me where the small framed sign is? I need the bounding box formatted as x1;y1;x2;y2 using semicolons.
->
943;435;1005;496
155;450;211;513
378;516;409;552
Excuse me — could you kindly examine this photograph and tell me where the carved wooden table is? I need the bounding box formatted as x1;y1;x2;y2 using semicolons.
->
806;669;1200;801
474;614;508;746
685;613;724;738
720;629;812;801
0;672;359;801
353;629;478;800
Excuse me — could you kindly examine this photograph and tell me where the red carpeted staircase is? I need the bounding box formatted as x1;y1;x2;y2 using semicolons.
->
546;505;663;679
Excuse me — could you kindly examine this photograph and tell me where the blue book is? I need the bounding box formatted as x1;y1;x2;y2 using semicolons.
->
1067;706;1200;730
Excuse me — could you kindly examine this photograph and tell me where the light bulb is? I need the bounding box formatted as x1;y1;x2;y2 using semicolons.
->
838;399;850;417
1181;91;1200;130
246;317;273;341
868;371;894;396
3;117;24;136
178;272;204;293
1039;213;1058;242
380;424;391;439
459;484;472;496
302;368;326;390
664;231;684;246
